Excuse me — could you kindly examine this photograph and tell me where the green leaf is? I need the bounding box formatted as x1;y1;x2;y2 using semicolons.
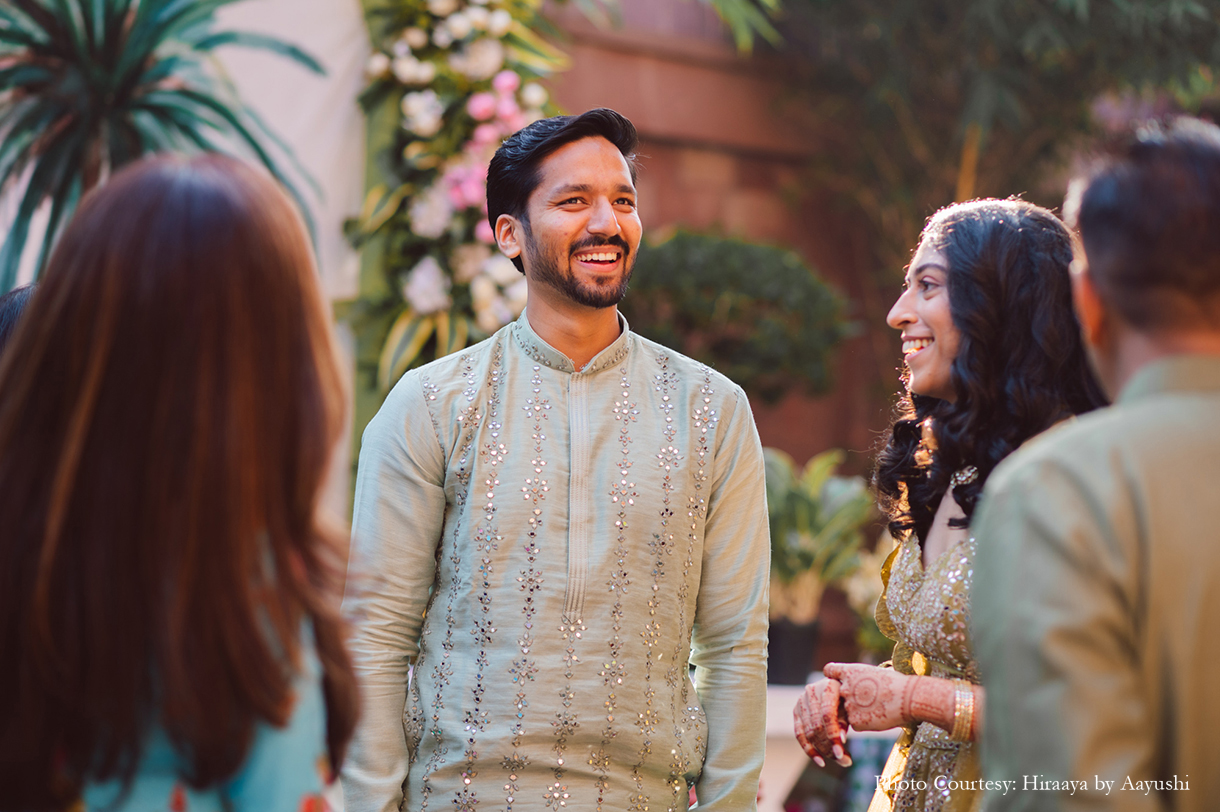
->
358;183;411;234
0;99;68;193
0;128;76;289
32;155;84;278
799;449;846;498
190;30;326;75
0;63;56;93
378;309;435;390
50;0;92;67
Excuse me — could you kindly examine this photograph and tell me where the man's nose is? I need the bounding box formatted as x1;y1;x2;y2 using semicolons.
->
586;198;621;236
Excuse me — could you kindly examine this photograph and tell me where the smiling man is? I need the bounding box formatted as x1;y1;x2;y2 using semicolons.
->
341;109;771;812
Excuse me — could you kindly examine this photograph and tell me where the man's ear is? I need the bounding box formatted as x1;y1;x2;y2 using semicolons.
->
495;214;523;260
1071;261;1108;350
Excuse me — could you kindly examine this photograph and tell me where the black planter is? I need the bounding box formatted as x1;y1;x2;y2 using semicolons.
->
767;617;819;685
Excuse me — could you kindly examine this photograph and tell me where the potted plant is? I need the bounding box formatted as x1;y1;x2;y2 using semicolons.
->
764;447;877;683
0;0;323;289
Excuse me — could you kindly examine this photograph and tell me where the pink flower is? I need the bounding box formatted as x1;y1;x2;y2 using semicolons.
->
495;96;520;121
466;92;497;121
475;219;496;243
472;123;501;145
492;70;520;95
459;175;485;208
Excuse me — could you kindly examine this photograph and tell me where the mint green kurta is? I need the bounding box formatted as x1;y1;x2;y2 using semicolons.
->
973;355;1220;811
341;311;770;812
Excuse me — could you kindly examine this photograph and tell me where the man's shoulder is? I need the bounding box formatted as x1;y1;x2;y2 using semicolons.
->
627;332;746;403
987;406;1127;495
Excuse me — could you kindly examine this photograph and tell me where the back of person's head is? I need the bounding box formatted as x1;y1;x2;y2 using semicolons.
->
0;283;35;356
1065;115;1220;332
486;108;638;271
0;155;357;808
876;198;1107;542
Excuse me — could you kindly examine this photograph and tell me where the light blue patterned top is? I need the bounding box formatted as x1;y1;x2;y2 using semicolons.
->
82;635;331;812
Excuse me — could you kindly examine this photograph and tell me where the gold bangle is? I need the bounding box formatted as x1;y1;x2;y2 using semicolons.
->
950;679;974;742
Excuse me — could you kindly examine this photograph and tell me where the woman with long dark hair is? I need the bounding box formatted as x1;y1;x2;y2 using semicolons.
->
0;155;359;811
793;199;1107;811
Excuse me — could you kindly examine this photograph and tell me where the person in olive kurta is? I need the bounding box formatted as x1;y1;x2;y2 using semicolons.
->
973;117;1220;811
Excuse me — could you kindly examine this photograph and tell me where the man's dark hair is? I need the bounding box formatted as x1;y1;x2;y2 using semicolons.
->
486;108;638;272
1066;116;1220;331
0;284;35;356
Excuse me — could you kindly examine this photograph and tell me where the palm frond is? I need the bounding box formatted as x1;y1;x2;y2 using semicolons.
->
0;0;324;287
190;31;326;75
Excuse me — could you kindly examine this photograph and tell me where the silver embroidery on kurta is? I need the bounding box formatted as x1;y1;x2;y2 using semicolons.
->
502;365;550;810
418;354;484;808
452;341;507;812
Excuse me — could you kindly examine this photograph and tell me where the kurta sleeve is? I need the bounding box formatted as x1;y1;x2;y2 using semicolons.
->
689;387;771;810
341;374;448;812
972;456;1156;812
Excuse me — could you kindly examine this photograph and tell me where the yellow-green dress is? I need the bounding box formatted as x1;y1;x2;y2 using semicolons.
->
868;534;981;812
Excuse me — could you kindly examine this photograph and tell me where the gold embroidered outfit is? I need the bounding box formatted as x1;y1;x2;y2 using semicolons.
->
868;535;981;812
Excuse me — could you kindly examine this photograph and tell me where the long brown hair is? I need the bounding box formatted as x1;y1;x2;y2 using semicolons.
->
0;155;358;808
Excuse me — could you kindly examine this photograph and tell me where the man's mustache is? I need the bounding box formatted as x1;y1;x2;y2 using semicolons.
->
569;235;631;257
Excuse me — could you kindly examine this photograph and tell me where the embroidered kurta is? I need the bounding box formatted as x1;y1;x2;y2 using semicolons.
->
869;534;981;812
341;311;770;812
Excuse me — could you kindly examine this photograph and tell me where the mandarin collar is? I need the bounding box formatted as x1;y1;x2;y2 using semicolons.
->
511;308;632;374
1117;353;1220;405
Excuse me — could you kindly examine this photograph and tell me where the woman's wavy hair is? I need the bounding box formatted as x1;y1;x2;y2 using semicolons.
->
0;155;358;808
874;199;1107;543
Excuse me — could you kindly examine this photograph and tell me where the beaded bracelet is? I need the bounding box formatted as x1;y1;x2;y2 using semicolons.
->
950;680;974;743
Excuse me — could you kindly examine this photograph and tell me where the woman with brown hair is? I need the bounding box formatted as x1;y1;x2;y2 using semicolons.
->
0;155;359;810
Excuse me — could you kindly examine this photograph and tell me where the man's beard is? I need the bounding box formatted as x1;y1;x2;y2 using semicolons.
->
525;230;634;309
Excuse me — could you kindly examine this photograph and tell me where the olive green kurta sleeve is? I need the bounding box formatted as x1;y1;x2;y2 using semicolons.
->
973;355;1220;812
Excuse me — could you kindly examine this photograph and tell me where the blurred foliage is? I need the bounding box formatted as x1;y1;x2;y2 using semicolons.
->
778;0;1220;286
764;447;878;624
620;230;851;402
0;0;322;291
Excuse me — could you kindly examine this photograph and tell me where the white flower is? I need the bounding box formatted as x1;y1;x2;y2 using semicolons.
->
366;52;392;77
445;11;473;39
451;243;492;283
392;55;429;84
465;6;490;29
427;0;459;16
391;39;411;57
482;253;520;285
402;89;445;136
521;82;548;108
402;256;453;314
504;277;529;315
449;37;504;80
408;182;454;239
404;27;429;49
488;9;512;37
470;274;498;309
474;293;514;333
433;27;454;48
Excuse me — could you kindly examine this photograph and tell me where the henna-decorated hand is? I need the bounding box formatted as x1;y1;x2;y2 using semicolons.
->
821;662;926;732
793;678;851;767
